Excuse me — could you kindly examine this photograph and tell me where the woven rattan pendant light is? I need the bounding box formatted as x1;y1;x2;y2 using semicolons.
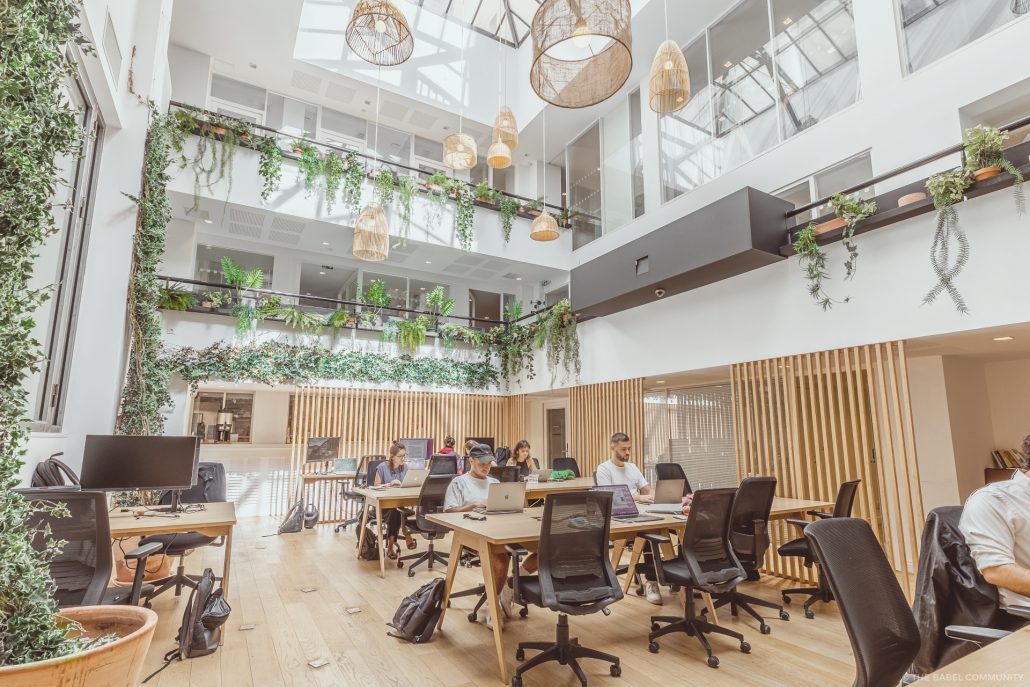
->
530;0;633;109
346;0;414;66
488;42;514;169
1013;0;1030;14
487;141;512;169
352;80;389;262
443;1;477;170
493;106;519;151
530;108;559;242
649;40;690;113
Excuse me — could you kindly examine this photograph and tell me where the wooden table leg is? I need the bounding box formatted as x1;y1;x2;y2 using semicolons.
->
221;525;234;598
376;500;386;578
355;498;370;560
703;592;718;624
623;539;645;594
437;532;466;630
480;540;508;684
610;540;626;569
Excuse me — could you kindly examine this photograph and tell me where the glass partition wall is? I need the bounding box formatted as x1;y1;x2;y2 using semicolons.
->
898;0;1022;73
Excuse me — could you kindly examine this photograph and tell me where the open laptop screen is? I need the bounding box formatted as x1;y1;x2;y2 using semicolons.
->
591;484;637;517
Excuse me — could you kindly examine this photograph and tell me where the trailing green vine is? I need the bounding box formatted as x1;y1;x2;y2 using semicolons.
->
793;224;844;311
343;150;363;214
499;196;519;243
533;298;581;384
293;140;321;194
397;174;416;237
165;341;498;390
171;111;250;212
255;134;282;200
375;167;396;208
924;168;972;313
454;184;476;250
963;125;1024;214
0;0;100;665
322;151;344;213
827;193;877;280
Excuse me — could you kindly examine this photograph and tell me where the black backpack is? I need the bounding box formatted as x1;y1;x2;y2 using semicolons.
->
387;578;445;643
30;453;80;487
278;499;305;534
357;520;380;561
144;568;231;682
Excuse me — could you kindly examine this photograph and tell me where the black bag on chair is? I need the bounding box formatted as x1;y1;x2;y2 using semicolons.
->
387;578;444;643
30;453;80;487
144;569;231;682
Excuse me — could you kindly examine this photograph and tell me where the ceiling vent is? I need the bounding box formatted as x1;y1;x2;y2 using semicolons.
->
270;216;305;234
325;81;356;104
229;207;265;227
408;110;437;129
502;272;521;280
268;230;301;245
290;69;323;94
228;223;263;239
381;100;410;121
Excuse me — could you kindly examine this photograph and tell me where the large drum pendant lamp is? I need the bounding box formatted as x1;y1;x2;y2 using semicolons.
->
649;39;690;113
352;203;390;261
1014;0;1030;13
346;0;414;66
443;133;477;171
530;0;633;108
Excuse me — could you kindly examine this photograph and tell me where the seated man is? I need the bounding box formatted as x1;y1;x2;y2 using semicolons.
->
444;443;536;627
960;438;1030;615
595;432;663;605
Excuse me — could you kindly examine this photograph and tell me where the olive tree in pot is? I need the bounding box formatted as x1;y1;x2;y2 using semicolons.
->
1;1;157;685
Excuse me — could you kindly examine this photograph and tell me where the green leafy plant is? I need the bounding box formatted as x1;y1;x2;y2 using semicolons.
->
438;323;464;349
343;150;364;214
178;112;251;213
165;341;498;390
1;0;113;665
425;286;455;329
827;193;877;280
533;298;581;385
963;124;1024;214
255;134;283;201
424;171;450;224
293;140;321;194
397;174;416;236
474;181;499;205
395;315;430;355
499;196;519;243
375;167;396;207
272;306;325;333
426;171;450;190
202;290;229;309
549;469;576;481
326;308;356;330
357;279;392;325
454;185;476;250
220;256;265;333
322;152;344;213
158;286;196;311
557;206;575;227
525;198;544;214
793;224;843;311
924;168;973;313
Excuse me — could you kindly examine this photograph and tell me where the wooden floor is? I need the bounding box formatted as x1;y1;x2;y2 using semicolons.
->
138;517;855;687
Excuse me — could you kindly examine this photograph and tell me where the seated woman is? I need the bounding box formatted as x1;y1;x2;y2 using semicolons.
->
510;440;540;479
438;435;457;454
373;442;416;559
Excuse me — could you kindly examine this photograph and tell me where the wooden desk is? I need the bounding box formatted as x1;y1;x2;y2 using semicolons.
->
108;501;237;596
926;625;1030;683
301;471;356;482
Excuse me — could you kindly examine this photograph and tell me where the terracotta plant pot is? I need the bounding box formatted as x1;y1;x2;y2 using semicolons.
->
973;165;1002;182
897;192;927;208
0;605;157;687
813;216;847;235
292;146;303;154
113;537;172;585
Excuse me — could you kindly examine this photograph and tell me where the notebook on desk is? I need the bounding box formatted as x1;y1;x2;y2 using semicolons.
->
591;484;662;523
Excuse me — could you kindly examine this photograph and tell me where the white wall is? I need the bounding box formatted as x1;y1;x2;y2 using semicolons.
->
907;356;961;514
942;357;997;500
168;43;211;108
985;358;1030;452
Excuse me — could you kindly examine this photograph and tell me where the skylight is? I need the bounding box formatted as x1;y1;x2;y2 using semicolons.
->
413;0;541;47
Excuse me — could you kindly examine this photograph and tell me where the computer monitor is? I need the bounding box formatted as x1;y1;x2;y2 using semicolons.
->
398;438;433;470
80;435;200;512
306;437;340;463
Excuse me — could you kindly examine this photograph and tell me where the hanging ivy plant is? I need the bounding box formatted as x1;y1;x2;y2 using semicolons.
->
293;140;321;194
343;150;364;214
397;174;416;237
322;151;344;213
499;196;519;243
793;224;845;311
533;298;581;385
375;167;396;207
0;0;107;665
827;193;877;281
164;341;498;390
255;134;282;200
454;185;476;250
396;316;430;355
924;168;972;313
175;112;251;212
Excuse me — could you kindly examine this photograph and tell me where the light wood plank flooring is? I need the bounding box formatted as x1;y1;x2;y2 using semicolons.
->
138;517;855;687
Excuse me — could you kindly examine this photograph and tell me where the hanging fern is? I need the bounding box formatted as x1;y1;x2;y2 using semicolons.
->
963;125;1025;215
924;168;972;313
793;224;846;311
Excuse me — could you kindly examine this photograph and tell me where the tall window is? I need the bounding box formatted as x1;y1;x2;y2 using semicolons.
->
774;152;873;223
31;67;103;427
898;0;1021;73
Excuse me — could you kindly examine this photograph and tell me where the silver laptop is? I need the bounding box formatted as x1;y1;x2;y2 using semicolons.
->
647;479;688;514
533;468;551;482
480;482;526;514
400;468;428;488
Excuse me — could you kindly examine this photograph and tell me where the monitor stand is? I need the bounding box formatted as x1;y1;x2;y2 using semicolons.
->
150;489;183;513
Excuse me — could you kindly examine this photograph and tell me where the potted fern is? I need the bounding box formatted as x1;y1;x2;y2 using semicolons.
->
924;168;973;313
357;279;392;327
220;256;265;333
963;125;1025;213
425;286;455;330
395;315;430;355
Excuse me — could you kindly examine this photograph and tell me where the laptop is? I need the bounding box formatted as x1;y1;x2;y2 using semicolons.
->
533;468;551;482
591;484;662;523
647;479;688;514
399;468;428;488
476;482;526;514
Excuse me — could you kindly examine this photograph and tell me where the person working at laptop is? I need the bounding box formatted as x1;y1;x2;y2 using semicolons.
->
374;442;416;559
506;440;539;479
444;443;537;628
595;432;663;605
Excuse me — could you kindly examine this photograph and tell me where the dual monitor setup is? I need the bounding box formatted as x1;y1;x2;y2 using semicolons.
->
78;435;202;513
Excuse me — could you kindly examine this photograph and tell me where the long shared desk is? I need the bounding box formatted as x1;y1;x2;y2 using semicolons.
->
354;476;831;684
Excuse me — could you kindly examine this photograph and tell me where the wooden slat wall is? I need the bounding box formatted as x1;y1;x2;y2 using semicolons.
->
731;342;924;596
569;379;645;479
287;387;508;521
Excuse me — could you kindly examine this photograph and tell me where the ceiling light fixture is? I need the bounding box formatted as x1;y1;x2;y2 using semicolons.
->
647;0;690;114
490;30;517;169
530;0;633;108
1014;0;1030;14
424;260;432;264
346;0;414;66
443;0;477;170
515;277;522;281
783;17;792;25
203;219;213;224
353;73;389;262
994;336;1015;341
319;271;326;275
656;380;666;384
531;107;559;242
322;241;330;246
724;60;732;68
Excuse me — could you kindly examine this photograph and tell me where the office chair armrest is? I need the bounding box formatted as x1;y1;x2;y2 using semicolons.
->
807;510;833;519
786;518;811;532
506;545;531;605
639;533;671;586
125;541;163;560
639;533;670;545
945;625;1011;645
1006;605;1030;620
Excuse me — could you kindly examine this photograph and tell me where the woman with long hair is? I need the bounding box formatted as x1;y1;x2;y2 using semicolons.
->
510;439;539;478
373;442;416;558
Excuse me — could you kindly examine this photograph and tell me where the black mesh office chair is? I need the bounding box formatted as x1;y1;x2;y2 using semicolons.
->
19;489;161;606
429;454;458;475
489;465;519;483
644;488;751;668
399;474;453;576
708;476;789;632
507;490;623;687
778;478;860;618
141;462;227;600
335;455;385;533
654;463;692;494
552;457;580;477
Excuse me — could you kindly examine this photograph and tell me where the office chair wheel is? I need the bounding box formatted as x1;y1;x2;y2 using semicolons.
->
647;642;659;654
740;641;751;654
334;524;346;533
519;607;528;618
779;610;790;621
610;664;621;677
511;676;523;687
407;567;416;577
707;655;720;668
397;560;404;569
650;622;660;632
804;609;815;620
781;594;791;604
759;623;771;635
515;648;525;661
467;612;478;622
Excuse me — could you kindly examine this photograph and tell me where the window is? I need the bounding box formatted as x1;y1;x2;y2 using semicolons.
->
629;89;645;219
898;0;1018;73
774;151;873;223
299;262;358;309
643;385;737;488
191;391;254;443
366;122;412;171
194;246;274;285
567;123;603;249
209;74;266;123
319;107;367;150
363;271;408;310
31;68;104;427
265;93;317;137
409;280;447;311
468;289;505;323
660;34;716;202
544;285;569;308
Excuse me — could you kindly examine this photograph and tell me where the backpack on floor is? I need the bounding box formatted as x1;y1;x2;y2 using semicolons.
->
278;499;305;534
387;578;445;644
143;568;231;682
357;520;380;561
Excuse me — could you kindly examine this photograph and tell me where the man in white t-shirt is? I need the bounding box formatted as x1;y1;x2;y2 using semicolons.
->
595;432;663;604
